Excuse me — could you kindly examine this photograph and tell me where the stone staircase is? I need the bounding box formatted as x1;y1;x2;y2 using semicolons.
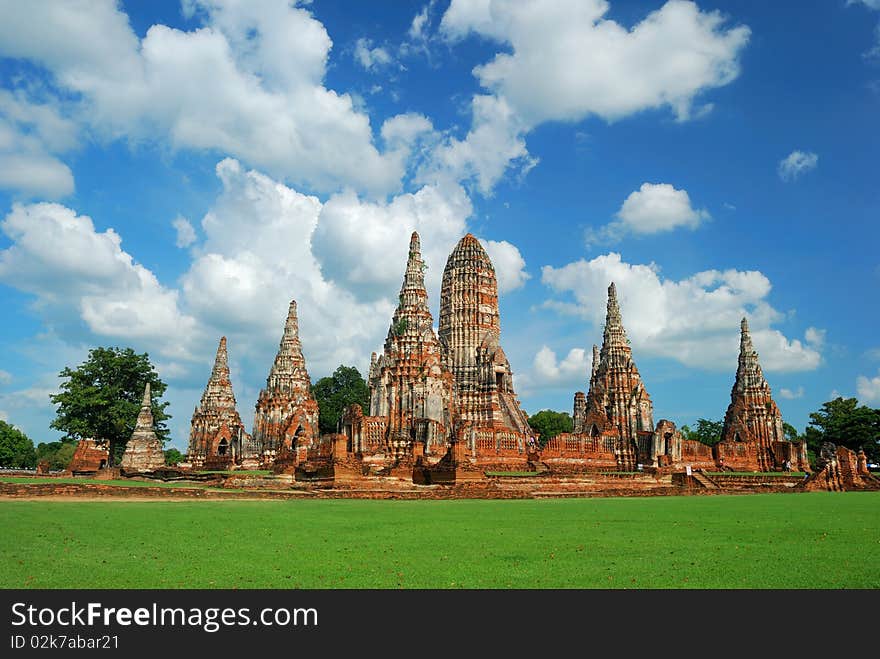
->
691;471;718;489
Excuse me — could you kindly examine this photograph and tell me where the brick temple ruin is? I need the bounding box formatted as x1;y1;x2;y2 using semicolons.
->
185;336;252;470
180;231;823;486
120;382;166;473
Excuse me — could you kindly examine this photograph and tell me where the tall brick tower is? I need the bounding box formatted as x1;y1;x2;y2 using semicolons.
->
579;283;654;469
438;234;531;436
368;232;455;457
720;318;785;471
252;300;320;464
187;336;251;468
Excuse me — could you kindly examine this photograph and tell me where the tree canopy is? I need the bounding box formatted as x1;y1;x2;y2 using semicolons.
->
680;418;724;446
50;347;170;465
527;409;573;445
804;397;880;463
0;420;36;469
164;448;184;466
35;440;76;470
311;365;369;435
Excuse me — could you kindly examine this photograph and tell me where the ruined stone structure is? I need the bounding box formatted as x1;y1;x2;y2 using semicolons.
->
438;234;532;464
120;382;166;473
565;283;653;470
803;442;879;491
251;300;320;467
360;232;456;461
187;336;252;470
66;438;110;475
717;318;808;472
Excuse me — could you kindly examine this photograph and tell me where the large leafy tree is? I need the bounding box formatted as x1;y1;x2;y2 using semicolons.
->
804;397;880;463
680;418;724;446
50;347;170;465
0;420;37;468
527;409;573;445
311;365;369;435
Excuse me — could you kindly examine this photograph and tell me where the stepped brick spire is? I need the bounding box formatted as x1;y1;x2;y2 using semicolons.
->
121;382;166;472
438;233;531;436
252;300;319;460
579;282;653;469
720;317;785;471
187;336;251;468
368;231;454;457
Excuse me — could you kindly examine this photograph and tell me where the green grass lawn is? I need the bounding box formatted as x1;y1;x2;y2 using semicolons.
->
1;492;877;589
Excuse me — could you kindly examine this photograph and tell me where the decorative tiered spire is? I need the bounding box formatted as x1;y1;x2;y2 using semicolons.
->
591;344;600;379
266;300;311;393
251;301;320;459
199;336;237;411
121;381;165;472
135;381;154;430
602;282;628;349
386;231;432;345
733;317;768;392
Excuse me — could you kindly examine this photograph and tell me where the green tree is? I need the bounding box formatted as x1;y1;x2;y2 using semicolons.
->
527;409;573;445
164;448;184;466
311;365;370;435
681;418;724;446
0;420;37;468
50;347;170;466
804;397;880;463
36;440;77;470
783;422;801;443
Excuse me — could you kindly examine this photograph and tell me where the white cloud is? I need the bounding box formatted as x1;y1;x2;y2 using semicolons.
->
778;150;818;181
418;94;531;194
172;215;197;248
532;346;589;383
0;202;199;359
587;182;709;244
440;0;749;125
0;370;11;385
0;410;6;422
0;0;412;196
779;386;804;400
429;0;749;195
0;89;78;198
857;372;880;404
541;252;822;372
312;181;472;301
354;38;392;71
481;239;530;294
805;327;825;348
181;158;394;375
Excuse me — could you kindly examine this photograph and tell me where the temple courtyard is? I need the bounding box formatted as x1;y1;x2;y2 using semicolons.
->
1;492;877;589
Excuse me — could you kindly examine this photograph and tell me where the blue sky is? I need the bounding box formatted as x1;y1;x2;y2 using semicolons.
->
0;0;878;451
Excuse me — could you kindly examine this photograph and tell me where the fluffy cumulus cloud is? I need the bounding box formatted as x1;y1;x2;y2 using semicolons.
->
0;90;78;198
778;150;818;181
172;215;197;248
587;182;710;244
181;158;394;374
0;370;11;385
540;252;822;373
0;0;419;195
532;346;589;383
0;203;199;358
313;181;472;302
481;239;531;294
441;0;750;125
428;0;750;194
857;372;880;404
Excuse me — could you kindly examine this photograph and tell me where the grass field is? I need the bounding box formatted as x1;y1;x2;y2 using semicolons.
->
1;492;878;589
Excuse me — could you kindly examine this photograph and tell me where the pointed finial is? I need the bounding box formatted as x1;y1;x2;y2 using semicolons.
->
591;344;600;377
741;317;749;334
141;381;151;408
609;282;617;299
410;231;420;250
